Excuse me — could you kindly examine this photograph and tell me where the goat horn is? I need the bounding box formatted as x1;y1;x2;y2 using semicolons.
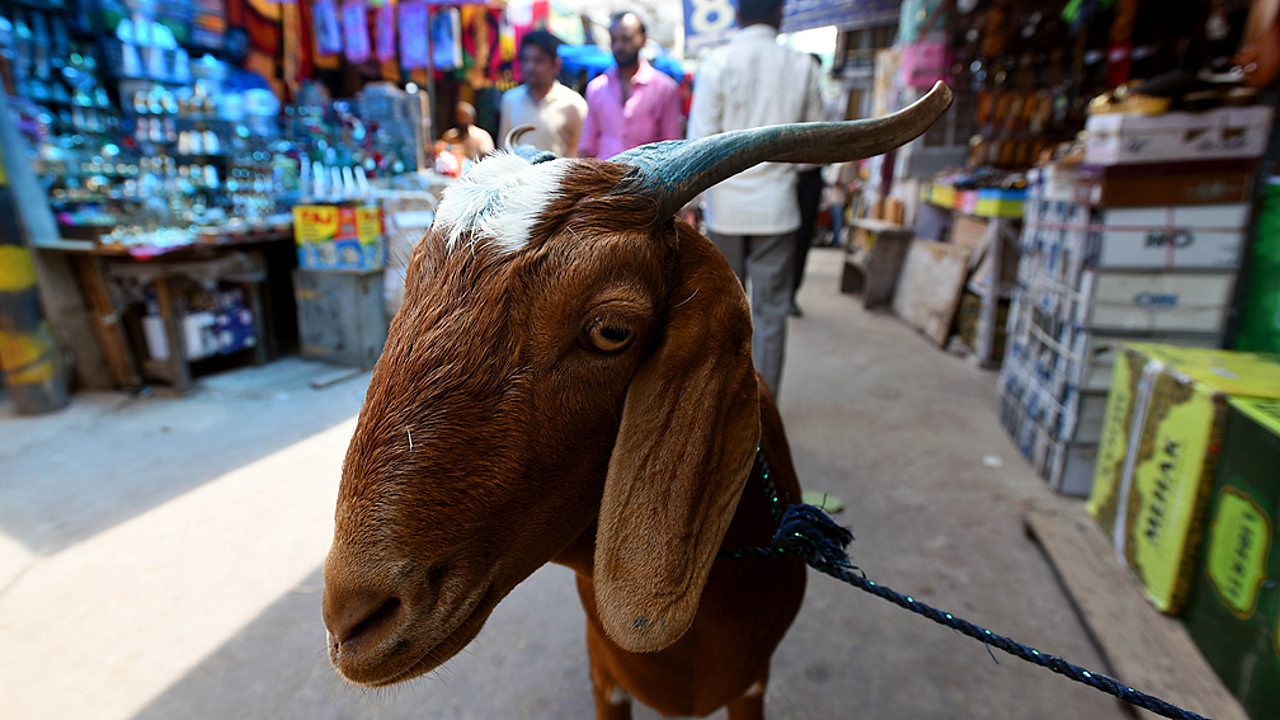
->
503;124;558;165
610;81;954;221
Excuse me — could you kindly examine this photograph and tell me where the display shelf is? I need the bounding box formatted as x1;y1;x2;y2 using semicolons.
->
921;182;1027;218
841;219;913;309
172;152;232;161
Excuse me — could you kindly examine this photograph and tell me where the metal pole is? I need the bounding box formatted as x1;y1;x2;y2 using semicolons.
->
426;4;438;154
0;90;69;414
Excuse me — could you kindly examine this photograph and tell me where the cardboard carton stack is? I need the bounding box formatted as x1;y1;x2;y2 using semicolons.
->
996;104;1274;497
291;200;390;367
1084;345;1280;719
1087;345;1280;612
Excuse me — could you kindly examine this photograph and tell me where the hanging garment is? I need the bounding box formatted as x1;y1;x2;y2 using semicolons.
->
342;0;371;64
399;1;429;70
432;8;463;73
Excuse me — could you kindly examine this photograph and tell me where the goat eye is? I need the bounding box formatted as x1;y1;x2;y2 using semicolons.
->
589;323;633;352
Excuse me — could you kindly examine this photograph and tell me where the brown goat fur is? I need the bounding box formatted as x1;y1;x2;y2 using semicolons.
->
324;159;807;717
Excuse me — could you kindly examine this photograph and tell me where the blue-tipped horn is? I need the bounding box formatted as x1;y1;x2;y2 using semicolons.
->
610;81;954;222
504;125;558;165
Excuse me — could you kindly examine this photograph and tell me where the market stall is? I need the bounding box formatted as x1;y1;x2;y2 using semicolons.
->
0;0;501;393
860;1;1280;515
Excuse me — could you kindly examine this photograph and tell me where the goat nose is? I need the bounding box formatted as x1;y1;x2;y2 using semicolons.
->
323;585;402;653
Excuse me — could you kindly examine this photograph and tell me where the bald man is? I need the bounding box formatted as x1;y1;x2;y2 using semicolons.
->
442;102;495;161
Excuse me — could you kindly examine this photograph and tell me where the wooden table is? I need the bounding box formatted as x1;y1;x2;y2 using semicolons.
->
839;218;914;309
1024;500;1248;720
39;225;294;393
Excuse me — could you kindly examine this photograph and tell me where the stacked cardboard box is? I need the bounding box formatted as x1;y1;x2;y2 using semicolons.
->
291;202;390;367
1087;345;1280;613
996;106;1273;497
1236;179;1280;353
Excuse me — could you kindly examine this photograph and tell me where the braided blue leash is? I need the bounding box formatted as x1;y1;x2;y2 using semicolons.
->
723;449;1208;720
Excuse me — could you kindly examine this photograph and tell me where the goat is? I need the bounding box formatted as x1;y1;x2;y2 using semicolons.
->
323;82;952;719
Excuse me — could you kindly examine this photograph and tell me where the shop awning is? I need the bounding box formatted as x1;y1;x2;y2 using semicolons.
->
558;44;685;82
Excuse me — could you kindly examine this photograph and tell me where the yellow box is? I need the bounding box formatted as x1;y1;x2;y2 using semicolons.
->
1088;344;1280;613
973;197;1025;218
923;183;957;209
293;204;382;244
292;203;384;270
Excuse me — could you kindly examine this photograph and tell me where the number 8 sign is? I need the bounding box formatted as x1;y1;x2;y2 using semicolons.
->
683;0;738;53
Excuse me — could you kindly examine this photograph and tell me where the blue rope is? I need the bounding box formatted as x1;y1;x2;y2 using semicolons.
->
724;449;1208;720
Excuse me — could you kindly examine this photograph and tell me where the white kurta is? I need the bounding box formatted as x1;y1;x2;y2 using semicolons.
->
686;24;824;236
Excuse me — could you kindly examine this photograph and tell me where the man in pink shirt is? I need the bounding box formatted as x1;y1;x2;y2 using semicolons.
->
578;12;683;159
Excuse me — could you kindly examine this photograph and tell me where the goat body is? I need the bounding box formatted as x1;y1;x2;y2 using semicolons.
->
556;354;807;717
586;405;806;717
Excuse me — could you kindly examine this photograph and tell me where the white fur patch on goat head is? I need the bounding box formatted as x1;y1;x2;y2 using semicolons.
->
433;152;572;253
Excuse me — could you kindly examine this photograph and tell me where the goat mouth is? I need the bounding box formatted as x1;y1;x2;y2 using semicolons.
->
336;584;502;687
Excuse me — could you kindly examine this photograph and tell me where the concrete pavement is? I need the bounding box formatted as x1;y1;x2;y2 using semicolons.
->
0;248;1128;719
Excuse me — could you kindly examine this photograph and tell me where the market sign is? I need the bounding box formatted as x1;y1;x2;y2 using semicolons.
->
684;0;903;54
781;0;902;33
682;0;737;54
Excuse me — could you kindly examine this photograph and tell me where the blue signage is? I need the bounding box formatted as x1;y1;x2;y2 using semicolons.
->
781;0;902;34
684;1;903;54
683;0;738;53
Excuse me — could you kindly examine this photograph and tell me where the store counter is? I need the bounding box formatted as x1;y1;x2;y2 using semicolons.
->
39;223;297;393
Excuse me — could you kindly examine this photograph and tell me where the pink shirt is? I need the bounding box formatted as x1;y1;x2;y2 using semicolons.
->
578;59;683;159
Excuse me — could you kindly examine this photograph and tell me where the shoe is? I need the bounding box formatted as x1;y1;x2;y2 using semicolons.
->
788;301;803;318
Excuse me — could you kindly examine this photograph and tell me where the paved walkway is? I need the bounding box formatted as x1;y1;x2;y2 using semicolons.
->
0;249;1126;719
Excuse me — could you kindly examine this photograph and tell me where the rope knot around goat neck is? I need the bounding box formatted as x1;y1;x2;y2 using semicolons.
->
772;503;855;572
720;449;1209;720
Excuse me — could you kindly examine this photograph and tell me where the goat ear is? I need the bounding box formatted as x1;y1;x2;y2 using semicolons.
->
592;225;761;653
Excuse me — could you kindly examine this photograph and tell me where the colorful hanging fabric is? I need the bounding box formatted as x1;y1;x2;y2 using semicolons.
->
312;0;342;56
497;11;515;77
282;0;309;95
507;0;549;83
343;0;371;64
374;0;395;63
460;5;486;85
432;8;463;72
399;0;430;70
460;6;504;87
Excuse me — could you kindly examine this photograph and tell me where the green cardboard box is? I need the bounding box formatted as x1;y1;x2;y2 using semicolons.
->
1235;180;1280;353
1087;344;1280;613
1184;397;1280;719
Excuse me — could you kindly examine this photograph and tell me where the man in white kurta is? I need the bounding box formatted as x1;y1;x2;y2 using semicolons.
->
687;0;823;397
498;30;587;157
